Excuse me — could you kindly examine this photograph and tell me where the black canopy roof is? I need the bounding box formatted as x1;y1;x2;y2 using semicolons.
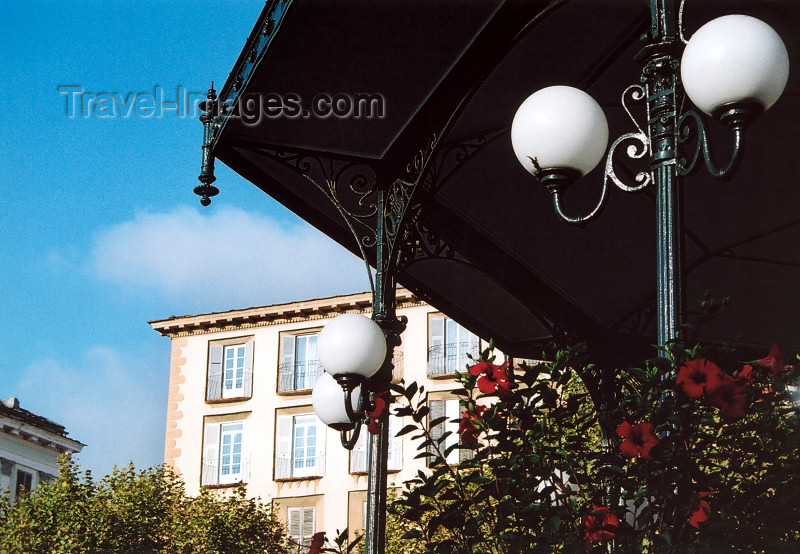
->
209;0;800;359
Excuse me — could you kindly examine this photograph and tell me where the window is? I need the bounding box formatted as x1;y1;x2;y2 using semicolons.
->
429;398;472;464
428;315;479;376
279;332;321;392
206;340;254;401
219;422;244;483
287;506;316;547
275;413;326;479
350;411;403;473
15;470;33;498
202;420;249;486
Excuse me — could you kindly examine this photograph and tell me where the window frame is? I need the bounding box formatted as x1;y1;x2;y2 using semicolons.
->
428;395;473;465
218;421;245;485
221;344;247;399
14;469;33;498
427;314;480;377
205;337;254;403
274;409;326;481
201;414;250;488
278;329;322;394
349;407;403;474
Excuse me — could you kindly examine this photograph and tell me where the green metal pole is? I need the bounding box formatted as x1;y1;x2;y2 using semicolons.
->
641;0;684;347
364;185;397;554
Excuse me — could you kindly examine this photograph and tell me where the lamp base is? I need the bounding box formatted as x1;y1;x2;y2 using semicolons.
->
333;373;365;394
329;421;356;432
712;100;763;131
536;167;581;195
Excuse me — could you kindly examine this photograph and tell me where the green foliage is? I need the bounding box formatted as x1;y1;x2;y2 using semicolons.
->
389;341;800;553
0;457;286;553
171;486;286;553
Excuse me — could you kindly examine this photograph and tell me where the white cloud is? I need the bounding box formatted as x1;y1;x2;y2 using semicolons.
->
91;206;368;312
13;345;168;476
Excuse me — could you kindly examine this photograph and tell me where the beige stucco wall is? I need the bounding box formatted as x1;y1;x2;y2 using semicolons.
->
154;292;493;539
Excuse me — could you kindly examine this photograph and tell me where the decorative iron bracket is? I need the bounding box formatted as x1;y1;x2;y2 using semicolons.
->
548;51;759;226
195;84;221;206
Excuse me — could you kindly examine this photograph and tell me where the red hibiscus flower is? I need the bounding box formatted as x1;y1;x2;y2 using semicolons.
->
676;358;726;399
366;391;389;435
757;342;785;377
616;421;660;460
307;531;326;554
469;361;512;397
736;364;756;384
457;406;488;444
582;506;620;542
707;375;749;422
688;488;713;528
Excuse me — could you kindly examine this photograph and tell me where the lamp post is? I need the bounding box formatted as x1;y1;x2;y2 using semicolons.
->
510;3;789;347
311;312;396;553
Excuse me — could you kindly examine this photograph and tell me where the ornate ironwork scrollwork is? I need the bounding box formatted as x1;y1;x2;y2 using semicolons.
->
378;133;441;275
605;84;651;193
676;102;759;180
549;84;653;225
394;217;459;272
424;127;507;195
256;148;381;293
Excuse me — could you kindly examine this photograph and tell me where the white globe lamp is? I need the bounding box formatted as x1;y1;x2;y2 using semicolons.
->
511;85;609;178
681;15;789;117
312;371;361;430
318;314;387;379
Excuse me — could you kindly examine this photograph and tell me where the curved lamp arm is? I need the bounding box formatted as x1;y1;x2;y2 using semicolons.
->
677;102;761;180
339;379;371;450
340;417;363;449
538;169;608;227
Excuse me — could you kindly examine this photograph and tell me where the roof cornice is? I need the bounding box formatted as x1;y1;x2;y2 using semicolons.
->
149;289;421;337
0;414;85;454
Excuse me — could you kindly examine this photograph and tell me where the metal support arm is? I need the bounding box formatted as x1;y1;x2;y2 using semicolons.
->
677;101;761;180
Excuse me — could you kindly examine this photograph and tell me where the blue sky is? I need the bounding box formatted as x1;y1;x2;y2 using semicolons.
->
1;1;365;476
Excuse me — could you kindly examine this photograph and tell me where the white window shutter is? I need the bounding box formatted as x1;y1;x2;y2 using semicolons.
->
302;506;316;543
388;412;403;471
288;507;301;541
288;506;315;546
428;399;445;464
275;415;293;479
308;334;320;388
429;317;444;349
240;420;250;483
279;335;296;392
281;334;296;366
207;345;224;400
350;429;367;473
201;422;220;485
445;399;461;464
314;415;326;476
457;399;475;463
428;317;444;375
243;340;254;398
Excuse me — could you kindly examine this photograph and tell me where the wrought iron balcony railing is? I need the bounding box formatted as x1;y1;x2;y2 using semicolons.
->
206;368;254;401
200;458;250;487
427;341;480;376
278;360;321;392
274;451;326;480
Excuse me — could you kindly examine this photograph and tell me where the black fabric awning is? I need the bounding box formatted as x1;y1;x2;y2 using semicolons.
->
210;0;800;359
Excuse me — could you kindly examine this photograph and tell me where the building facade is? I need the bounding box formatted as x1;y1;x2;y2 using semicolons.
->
0;397;84;500
150;289;487;544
